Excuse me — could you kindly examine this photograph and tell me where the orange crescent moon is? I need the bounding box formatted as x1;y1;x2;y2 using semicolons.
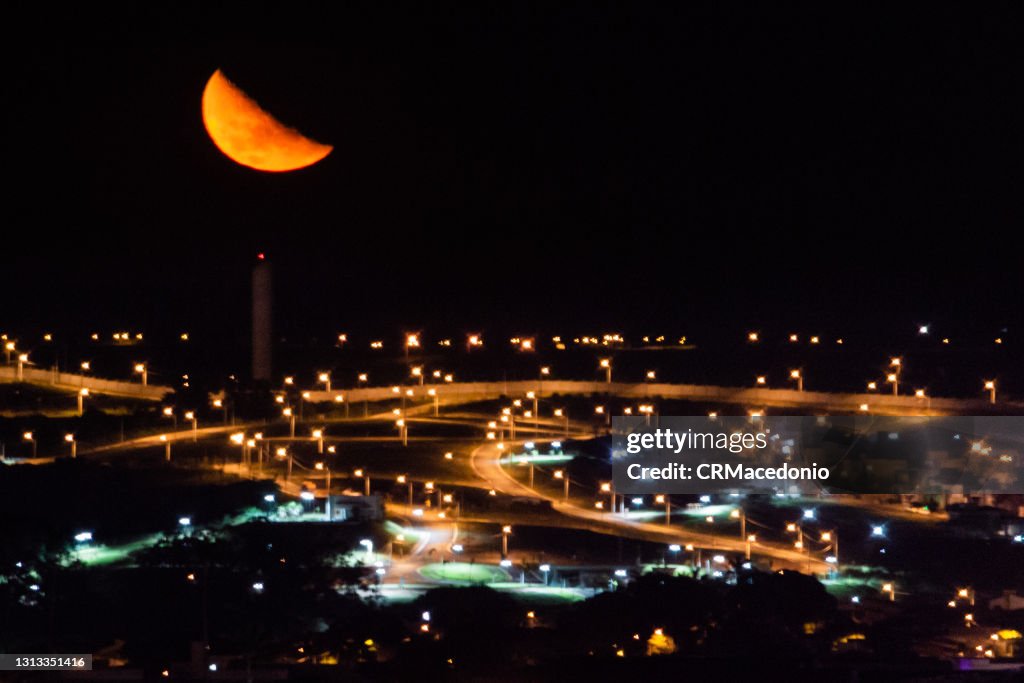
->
201;69;332;172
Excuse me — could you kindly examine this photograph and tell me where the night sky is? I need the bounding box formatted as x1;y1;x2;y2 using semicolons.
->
3;5;1022;341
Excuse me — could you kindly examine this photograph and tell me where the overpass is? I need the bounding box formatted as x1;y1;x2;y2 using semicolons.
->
305;379;1014;416
0;365;171;401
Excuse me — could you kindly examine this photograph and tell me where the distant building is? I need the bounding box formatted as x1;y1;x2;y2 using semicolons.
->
327;494;384;522
251;254;272;381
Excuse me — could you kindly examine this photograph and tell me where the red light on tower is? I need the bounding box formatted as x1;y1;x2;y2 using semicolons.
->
257;252;266;261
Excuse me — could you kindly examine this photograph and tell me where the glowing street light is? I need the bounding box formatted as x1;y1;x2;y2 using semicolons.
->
269;401;290;434
397;474;412;506
22;431;36;458
599;358;612;383
353;468;371;496
183;411;198;442
318;372;331;392
553;469;570;501
396;418;407;447
501;525;512;556
600;481;615;513
881;582;895;602
65;433;76;458
654;494;670;526
312;428;325;453
160;434;171;461
789;369;803;392
133;362;148;386
984;380;997;404
886;373;899;396
69;386;89;417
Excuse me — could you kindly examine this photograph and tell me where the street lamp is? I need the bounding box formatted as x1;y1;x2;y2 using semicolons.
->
501;525;512;556
22;431;36;458
184;411;198;442
886;373;899;396
411;366;423;386
396;418;407;447
315;462;332;520
427;388;439;416
789;369;803;392
65;433;76;458
71;387;87;417
354;468;371;496
162;405;177;429
160;434;171;461
984;380;997;404
600;481;615;513
134;362;148;386
318;372;331;392
553;469;570;501
16;353;28;381
655;494;670;525
821;530;839;566
397;474;412;506
599;358;612;383
282;407;295;438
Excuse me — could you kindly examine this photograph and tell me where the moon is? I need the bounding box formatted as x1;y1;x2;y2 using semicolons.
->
201;69;332;172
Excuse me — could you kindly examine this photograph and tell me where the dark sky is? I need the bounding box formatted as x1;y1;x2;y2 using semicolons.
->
2;5;1022;340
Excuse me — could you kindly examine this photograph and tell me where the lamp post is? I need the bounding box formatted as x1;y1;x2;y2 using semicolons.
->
160;434;171;461
312;428;324;454
600;482;615;514
283;407;295;438
731;508;746;541
789;369;803;392
16;353;28;381
316;462;331;520
65;433;76;458
3;341;14;365
396;419;407;447
354;468;370;496
77;388;89;416
357;373;369;416
162;405;177;429
599;358;612;384
984;380;997;404
184;411;198;442
23;431;36;458
821;530;839;566
501;525;512;557
318;372;331;393
554;470;570;501
397;475;412;506
134;362;148;386
889;357;902;396
655;494;670;526
428;388;439;416
554;408;568;437
212;398;227;424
